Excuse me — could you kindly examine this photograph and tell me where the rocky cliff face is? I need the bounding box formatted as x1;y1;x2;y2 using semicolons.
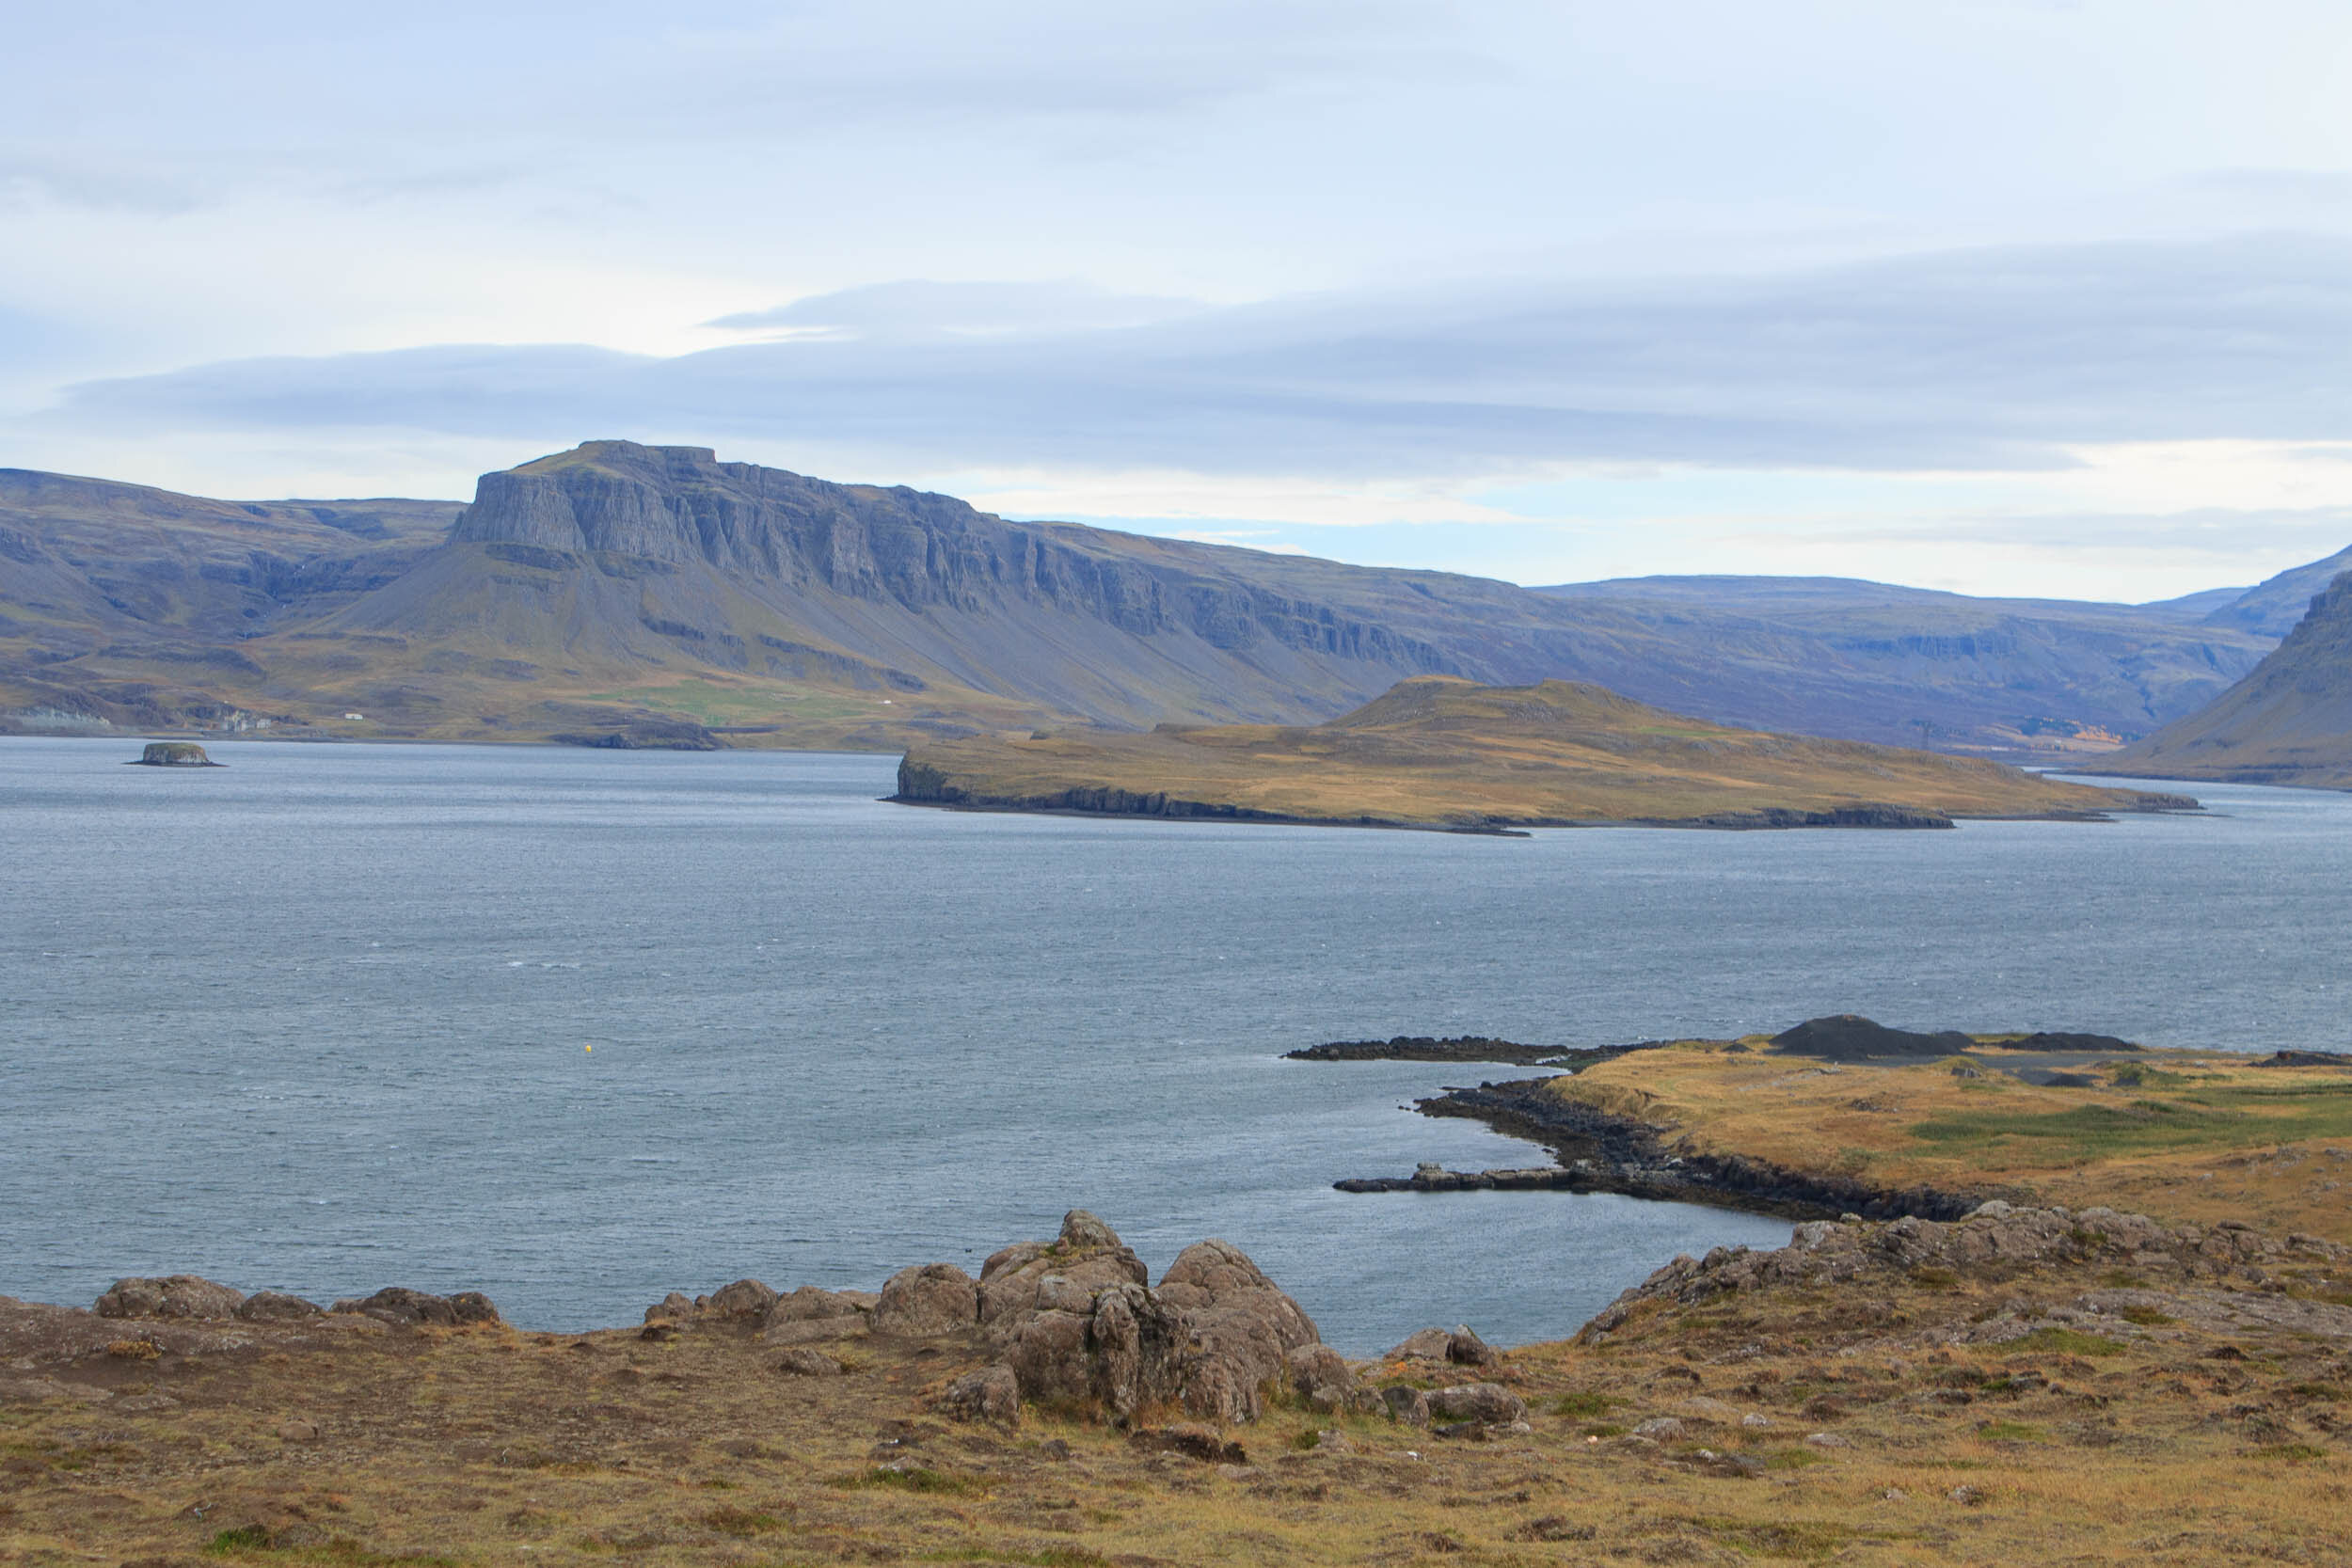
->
2089;572;2352;787
452;441;1453;671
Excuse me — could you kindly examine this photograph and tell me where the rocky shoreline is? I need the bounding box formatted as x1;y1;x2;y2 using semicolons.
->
891;768;1529;835
890;763;2019;834
1346;1075;1990;1223
1283;1035;1663;1067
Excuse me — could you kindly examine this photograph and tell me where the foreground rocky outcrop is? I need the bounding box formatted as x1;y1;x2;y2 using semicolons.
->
1582;1199;2349;1342
17;1204;2352;1563
946;1212;1330;1426
92;1275;493;1327
628;1212;1456;1433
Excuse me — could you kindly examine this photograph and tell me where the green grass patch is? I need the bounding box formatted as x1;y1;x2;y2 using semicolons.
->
205;1527;276;1556
832;1465;985;1496
1761;1448;1827;1471
1552;1391;1616;1417
1976;1420;2049;1443
704;1506;786;1536
2253;1443;2331;1463
2010;1327;2127;1357
2108;1063;2196;1088
2119;1305;2175;1325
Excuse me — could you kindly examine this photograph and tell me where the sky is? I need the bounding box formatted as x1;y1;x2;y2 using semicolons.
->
5;0;2351;600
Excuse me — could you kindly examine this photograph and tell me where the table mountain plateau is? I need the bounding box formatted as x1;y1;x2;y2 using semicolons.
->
0;441;2296;752
2082;568;2352;788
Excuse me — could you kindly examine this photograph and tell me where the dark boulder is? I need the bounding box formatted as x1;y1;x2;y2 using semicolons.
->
1770;1016;1975;1062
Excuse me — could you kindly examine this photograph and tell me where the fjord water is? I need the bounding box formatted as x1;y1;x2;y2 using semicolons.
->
6;742;2349;1352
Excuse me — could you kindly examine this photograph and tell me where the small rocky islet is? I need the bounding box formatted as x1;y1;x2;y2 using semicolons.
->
125;740;220;767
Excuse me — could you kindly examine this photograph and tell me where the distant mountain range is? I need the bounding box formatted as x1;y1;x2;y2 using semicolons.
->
0;441;2322;757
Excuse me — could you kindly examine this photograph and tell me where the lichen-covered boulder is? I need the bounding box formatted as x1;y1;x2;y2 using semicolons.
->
940;1363;1022;1429
1286;1343;1357;1410
234;1291;323;1322
1153;1240;1321;1423
95;1275;246;1320
1428;1384;1528;1425
978;1210;1150;1329
330;1287;500;1326
872;1263;978;1338
703;1278;779;1321
1387;1326;1454;1360
980;1213;1325;1427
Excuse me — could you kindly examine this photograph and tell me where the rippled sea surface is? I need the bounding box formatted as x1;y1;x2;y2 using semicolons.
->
5;739;2348;1351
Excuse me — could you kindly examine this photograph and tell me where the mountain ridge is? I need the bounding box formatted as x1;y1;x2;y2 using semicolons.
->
2082;570;2352;788
0;441;2299;753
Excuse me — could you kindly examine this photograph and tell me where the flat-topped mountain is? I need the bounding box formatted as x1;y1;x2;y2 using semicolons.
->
2085;571;2352;788
0;442;2293;751
896;675;2194;832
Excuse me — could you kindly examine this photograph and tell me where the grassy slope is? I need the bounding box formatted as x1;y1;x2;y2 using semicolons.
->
2086;574;2352;789
901;676;2188;828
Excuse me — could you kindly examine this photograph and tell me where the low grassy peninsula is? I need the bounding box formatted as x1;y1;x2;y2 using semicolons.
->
1407;1032;2352;1243
896;676;2195;832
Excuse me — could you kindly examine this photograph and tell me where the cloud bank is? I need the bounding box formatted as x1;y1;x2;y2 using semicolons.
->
51;237;2352;482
